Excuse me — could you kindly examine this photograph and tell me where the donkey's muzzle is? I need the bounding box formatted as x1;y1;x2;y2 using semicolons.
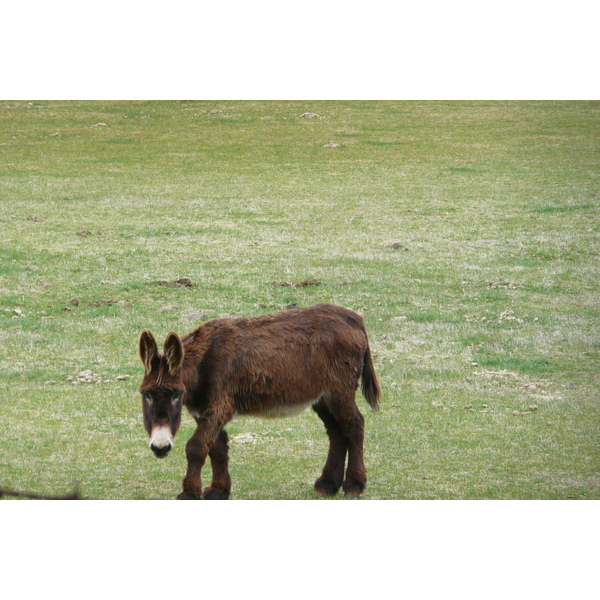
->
149;425;174;458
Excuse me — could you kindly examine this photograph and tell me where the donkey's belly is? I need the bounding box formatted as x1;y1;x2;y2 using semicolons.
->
235;396;321;419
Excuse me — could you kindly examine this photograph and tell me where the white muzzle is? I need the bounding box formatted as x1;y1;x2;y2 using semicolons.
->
149;425;174;458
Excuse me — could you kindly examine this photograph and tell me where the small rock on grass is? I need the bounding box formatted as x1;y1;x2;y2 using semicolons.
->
391;316;407;323
512;406;539;416
159;305;177;312
232;433;257;444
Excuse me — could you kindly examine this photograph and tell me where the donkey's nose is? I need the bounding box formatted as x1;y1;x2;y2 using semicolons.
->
150;443;172;458
149;425;174;458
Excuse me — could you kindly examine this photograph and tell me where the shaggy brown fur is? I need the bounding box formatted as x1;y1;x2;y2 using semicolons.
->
138;303;380;499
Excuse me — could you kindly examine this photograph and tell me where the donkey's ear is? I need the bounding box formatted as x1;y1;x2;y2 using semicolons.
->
139;330;160;376
163;331;184;375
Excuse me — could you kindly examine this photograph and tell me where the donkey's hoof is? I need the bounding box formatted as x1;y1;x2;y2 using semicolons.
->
342;480;365;498
343;490;362;499
203;487;230;500
177;492;202;500
314;478;341;497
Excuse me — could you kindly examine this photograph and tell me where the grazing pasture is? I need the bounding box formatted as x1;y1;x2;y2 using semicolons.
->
0;100;598;499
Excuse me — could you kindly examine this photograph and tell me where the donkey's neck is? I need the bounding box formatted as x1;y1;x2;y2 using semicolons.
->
180;327;210;393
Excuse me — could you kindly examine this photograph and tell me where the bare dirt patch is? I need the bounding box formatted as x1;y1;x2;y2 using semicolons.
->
90;299;134;307
272;279;322;289
486;281;516;289
151;278;195;288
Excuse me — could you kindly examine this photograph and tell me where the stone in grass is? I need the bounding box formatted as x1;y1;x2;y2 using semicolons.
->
232;433;257;444
513;410;532;416
67;370;100;385
159;305;177;312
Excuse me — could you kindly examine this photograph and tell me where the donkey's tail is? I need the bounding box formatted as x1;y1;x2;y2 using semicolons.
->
361;344;381;411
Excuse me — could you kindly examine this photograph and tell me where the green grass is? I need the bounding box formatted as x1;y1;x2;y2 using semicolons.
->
1;100;599;499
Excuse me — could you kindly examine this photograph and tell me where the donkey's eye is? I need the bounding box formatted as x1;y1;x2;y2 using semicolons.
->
144;395;153;405
172;396;180;406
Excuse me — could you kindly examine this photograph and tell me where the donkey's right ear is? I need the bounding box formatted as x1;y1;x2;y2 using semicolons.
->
139;330;160;376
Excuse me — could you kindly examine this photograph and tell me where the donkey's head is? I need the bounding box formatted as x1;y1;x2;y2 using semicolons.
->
138;330;185;458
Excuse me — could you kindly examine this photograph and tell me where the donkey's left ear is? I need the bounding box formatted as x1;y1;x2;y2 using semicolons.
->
163;332;184;375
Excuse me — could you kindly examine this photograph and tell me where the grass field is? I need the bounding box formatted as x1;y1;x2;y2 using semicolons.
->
1;100;598;500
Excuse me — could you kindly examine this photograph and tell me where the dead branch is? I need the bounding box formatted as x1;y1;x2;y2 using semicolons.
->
0;486;80;500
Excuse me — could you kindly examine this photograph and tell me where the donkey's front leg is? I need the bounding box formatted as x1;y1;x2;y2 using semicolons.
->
203;429;231;500
177;408;232;500
177;426;208;499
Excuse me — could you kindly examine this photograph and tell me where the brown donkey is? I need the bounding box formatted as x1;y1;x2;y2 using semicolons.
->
138;303;380;499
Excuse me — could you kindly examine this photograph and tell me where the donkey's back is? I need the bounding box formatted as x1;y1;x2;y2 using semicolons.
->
184;303;379;416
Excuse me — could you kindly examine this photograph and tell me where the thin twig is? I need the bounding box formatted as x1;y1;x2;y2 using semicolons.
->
0;486;80;500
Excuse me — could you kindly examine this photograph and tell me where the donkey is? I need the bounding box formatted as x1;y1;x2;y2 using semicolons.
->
138;303;380;499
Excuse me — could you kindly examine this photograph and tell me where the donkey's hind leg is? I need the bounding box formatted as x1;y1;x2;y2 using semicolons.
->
312;397;347;496
326;393;367;498
204;428;231;500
